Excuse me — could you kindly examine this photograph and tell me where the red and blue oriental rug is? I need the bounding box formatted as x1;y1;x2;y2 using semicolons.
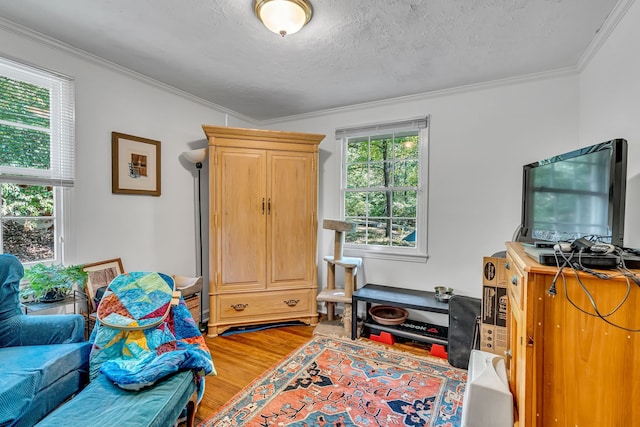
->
200;335;467;427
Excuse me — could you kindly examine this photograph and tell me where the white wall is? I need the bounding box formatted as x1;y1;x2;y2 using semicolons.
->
579;0;640;248
271;74;580;309
0;22;252;318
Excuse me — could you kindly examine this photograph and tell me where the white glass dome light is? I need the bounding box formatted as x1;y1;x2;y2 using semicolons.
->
183;148;207;167
254;0;313;37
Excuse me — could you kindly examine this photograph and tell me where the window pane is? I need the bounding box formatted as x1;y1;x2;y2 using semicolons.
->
393;133;419;160
0;124;50;169
366;219;390;246
368;191;389;216
393;160;419;187
347;138;368;163
1;184;55;263
2;184;53;216
392;219;416;248
392;190;417;217
2;218;54;263
346;164;367;189
0;76;50;128
345;192;367;217
345;218;364;244
369;162;390;187
369;135;392;161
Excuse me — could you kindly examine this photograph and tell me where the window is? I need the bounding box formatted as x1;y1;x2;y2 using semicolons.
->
337;117;429;261
0;57;75;264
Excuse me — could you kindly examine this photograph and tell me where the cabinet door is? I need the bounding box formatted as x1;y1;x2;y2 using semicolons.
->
214;147;267;291
506;255;534;427
267;151;316;288
508;296;528;426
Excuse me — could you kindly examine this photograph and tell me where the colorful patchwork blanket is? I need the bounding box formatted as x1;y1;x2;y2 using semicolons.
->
89;272;215;391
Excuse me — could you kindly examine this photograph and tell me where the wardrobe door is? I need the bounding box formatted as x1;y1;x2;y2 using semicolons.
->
215;147;267;291
266;151;316;289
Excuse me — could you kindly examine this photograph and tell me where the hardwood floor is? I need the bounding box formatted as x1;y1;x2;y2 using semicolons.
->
194;323;434;425
195;324;314;424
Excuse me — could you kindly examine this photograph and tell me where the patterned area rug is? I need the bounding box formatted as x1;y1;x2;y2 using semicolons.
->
200;335;467;427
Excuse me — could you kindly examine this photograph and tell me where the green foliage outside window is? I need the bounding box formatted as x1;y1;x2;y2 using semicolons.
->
0;75;51;169
0;76;50;126
2;184;53;217
0;124;50;170
344;132;420;247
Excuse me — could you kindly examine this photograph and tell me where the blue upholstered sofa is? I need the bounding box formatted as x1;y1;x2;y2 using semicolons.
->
0;254;91;427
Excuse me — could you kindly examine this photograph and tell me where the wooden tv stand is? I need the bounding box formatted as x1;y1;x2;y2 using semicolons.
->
504;242;640;426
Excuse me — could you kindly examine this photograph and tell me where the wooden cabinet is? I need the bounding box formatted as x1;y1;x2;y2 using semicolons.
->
504;242;640;426
203;125;324;337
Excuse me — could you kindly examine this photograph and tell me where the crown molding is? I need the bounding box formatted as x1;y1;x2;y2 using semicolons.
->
260;67;579;126
577;0;636;71
0;17;257;125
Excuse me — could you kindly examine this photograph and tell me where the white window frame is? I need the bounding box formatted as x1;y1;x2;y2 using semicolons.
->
337;116;429;262
0;56;75;266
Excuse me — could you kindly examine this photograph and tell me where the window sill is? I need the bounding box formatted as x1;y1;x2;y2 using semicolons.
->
343;248;428;263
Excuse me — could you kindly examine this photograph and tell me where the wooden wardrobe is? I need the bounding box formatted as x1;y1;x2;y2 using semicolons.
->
202;125;325;337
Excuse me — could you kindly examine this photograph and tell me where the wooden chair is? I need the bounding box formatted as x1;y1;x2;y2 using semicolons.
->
316;220;362;336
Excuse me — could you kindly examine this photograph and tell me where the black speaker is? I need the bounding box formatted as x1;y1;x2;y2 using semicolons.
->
448;295;481;369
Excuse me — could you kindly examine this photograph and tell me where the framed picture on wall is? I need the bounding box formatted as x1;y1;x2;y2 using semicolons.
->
82;258;124;312
112;132;161;196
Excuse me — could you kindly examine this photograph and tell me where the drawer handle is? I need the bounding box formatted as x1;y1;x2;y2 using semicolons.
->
505;261;511;270
231;303;248;311
511;275;518;286
284;299;300;307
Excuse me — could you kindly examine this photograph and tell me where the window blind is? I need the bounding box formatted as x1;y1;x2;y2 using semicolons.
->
335;116;428;140
0;56;75;187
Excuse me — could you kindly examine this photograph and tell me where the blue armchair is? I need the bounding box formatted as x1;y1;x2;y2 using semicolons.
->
0;254;91;427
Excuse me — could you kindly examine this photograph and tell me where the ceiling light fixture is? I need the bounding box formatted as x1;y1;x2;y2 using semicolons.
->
254;0;313;37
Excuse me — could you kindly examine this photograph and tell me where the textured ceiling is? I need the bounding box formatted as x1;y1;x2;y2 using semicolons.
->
0;0;621;121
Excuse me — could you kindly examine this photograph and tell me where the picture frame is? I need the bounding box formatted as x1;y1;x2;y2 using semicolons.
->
112;132;161;196
82;258;124;312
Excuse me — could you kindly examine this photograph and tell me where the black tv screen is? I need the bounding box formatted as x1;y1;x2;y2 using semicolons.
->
519;139;628;247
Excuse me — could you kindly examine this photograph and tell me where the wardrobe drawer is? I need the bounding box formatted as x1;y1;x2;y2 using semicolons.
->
217;289;312;320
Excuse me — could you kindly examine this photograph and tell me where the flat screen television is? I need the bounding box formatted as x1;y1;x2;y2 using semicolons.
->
518;139;628;247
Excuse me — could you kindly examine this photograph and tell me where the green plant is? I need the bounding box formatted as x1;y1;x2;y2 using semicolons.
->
20;263;88;302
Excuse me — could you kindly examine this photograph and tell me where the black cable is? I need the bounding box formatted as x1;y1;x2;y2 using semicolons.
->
617;250;640;287
566;267;628;318
618;265;640;288
542;241;640;331
559;250;639;332
548;249;572;296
